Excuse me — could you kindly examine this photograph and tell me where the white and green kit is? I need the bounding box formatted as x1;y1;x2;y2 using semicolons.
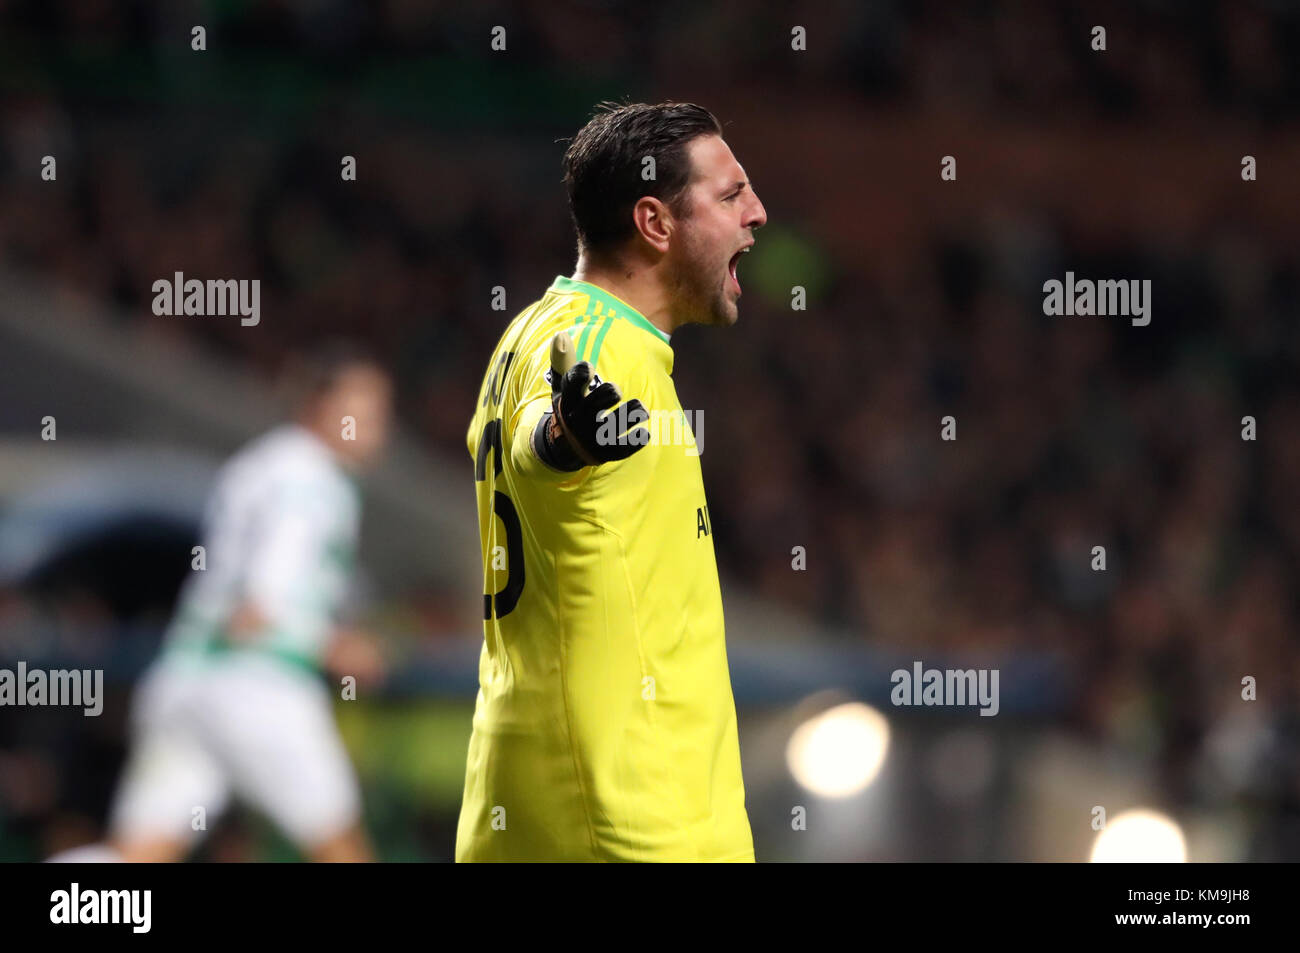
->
110;424;363;850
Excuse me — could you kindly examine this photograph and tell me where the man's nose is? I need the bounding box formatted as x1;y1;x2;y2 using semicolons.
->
746;196;767;230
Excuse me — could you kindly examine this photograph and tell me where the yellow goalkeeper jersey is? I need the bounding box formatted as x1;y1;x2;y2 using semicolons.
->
457;275;753;862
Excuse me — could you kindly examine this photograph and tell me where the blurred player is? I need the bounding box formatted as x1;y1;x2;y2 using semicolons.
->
53;345;392;863
459;102;767;861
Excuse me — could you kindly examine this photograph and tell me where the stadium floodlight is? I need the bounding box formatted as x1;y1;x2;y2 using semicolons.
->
786;701;890;798
1089;808;1187;863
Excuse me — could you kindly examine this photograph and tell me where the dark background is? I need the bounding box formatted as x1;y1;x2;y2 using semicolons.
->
0;0;1297;862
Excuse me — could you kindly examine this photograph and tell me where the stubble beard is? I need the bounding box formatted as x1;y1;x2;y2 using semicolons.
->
672;233;736;329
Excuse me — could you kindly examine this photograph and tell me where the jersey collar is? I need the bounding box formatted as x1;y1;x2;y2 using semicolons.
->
549;276;672;345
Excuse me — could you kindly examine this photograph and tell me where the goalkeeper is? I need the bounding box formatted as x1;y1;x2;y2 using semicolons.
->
459;101;767;862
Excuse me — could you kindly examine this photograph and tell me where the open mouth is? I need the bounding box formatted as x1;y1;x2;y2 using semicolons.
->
728;244;752;294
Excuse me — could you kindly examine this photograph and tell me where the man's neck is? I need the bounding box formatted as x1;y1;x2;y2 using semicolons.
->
293;417;346;466
571;255;675;338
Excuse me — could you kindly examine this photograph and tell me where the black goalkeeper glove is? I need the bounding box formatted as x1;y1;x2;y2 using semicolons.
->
533;361;650;471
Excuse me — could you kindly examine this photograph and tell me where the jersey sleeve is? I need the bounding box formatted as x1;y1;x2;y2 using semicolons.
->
507;324;656;484
505;336;569;483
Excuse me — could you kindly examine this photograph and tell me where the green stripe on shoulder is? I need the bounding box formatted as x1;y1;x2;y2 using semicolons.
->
548;276;671;346
576;300;604;360
588;314;617;366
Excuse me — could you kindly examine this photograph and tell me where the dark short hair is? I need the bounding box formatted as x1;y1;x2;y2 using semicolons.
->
282;338;384;410
562;101;723;254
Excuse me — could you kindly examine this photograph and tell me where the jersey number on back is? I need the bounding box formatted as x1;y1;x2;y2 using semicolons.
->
475;388;525;620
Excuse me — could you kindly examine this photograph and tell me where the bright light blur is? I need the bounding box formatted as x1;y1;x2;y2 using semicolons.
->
786;702;890;798
1089;809;1187;863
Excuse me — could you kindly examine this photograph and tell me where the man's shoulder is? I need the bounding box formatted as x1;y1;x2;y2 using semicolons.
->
488;286;587;372
507;277;669;356
222;426;353;508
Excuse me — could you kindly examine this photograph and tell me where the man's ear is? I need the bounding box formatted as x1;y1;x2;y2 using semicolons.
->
632;196;673;253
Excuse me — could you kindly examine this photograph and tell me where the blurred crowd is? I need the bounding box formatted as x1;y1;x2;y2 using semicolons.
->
3;0;1298;118
0;0;1297;859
